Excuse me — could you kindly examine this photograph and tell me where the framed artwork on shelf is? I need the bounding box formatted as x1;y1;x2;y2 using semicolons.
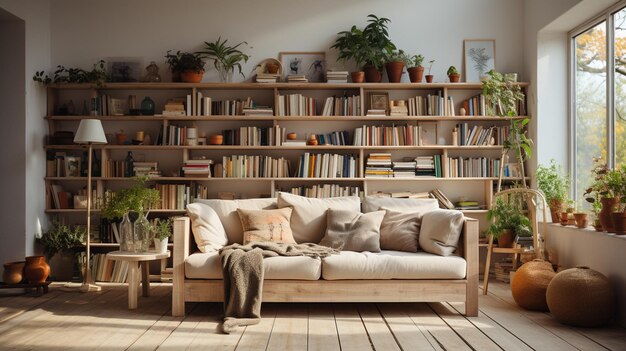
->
420;122;438;146
64;156;81;177
463;39;495;82
367;91;390;115
107;58;143;82
279;52;326;82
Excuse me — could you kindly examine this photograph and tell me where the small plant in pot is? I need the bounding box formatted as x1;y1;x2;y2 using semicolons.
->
170;52;206;83
447;66;461;83
606;166;626;235
536;159;570;223
584;158;620;232
385;49;409;83
151;217;173;253
165;50;183;82
330;25;368;83
361;14;396;83
487;198;532;248
197;37;250;83
407;54;424;83
425;60;435;83
37;221;86;281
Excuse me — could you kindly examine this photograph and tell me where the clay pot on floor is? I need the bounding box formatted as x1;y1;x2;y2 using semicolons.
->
3;261;25;284
180;70;204;83
363;65;382;83
425;75;434;83
448;73;461;83
385;61;405;83
497;229;515;248
611;211;626;235
574;213;588;229
408;66;424;83
600;197;619;232
351;71;365;83
24;256;50;283
548;199;564;224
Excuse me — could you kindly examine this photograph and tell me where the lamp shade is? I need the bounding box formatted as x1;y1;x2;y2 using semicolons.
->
74;119;107;144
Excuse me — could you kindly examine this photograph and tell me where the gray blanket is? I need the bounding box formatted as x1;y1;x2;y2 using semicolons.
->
219;242;338;334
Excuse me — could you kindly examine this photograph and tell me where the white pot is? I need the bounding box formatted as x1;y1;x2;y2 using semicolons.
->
154;237;169;254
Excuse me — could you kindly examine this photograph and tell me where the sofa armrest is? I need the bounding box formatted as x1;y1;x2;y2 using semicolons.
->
172;216;190;316
462;217;479;316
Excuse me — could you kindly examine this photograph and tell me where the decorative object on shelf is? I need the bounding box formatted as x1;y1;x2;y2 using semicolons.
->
511;259;555;311
459;107;466;116
425;60;435;83
464;39;495;82
451;128;459;146
124;151;134;178
547;266;616;327
151;217;172;254
165;50;183;82
286;132;298;140
487;197;532;248
143;61;161;82
115;130;128;145
108;59;142;82
407;54;424;83
119;213;133;251
3;261;25;284
32;60;109;87
170;52;205;83
447;66;461;83
306;134;319;146
24;256;50;284
63;156;81;177
140;96;155;115
74;118;107;292
536;159;570;223
574;212;588;228
134;131;145;144
385;49;409;83
254;58;282;83
198;37;250;82
279;52;326;83
367;91;390;115
209;134;224;145
134;213;151;252
389;100;408;116
186;127;197;146
197;131;207;146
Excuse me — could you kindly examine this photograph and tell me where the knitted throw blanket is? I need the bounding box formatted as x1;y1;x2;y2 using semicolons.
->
219;242;338;334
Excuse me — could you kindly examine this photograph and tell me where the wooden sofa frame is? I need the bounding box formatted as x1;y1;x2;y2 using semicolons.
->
172;216;479;317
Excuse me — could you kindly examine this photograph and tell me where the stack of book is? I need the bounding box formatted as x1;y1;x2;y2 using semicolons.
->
155;183;191;210
392;160;417;178
369;191;431;199
320;95;361;116
415;155;442;177
296;153;358;178
256;73;280;83
222;155;290;178
287;74;308;83
365;153;392;178
284;184;360;198
242;107;274;116
326;71;349;83
182;159;213;178
366;109;387;116
455;200;482;210
133;162;161;178
161;98;186;117
430;188;455;209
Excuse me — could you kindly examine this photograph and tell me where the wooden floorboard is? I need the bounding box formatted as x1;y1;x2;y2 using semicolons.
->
0;281;623;351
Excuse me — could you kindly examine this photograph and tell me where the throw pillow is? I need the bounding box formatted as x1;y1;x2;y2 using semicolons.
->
319;209;385;252
379;207;422;252
419;209;464;256
186;203;229;252
237;208;296;244
362;196;439;213
277;192;361;243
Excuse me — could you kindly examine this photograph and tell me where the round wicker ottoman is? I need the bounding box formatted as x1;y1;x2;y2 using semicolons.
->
511;259;555;311
546;266;616;327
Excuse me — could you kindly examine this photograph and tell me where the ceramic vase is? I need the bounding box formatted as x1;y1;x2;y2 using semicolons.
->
3;261;25;284
154;238;169;254
599;197;619;232
24;256;50;283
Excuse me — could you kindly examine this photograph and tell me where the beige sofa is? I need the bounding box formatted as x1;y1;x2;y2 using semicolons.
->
172;195;479;317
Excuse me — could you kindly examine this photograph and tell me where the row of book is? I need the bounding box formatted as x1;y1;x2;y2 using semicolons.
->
406;93;447;116
455;123;510;146
446;156;502;178
296;153;358;178
352;124;436;146
222;155;291;178
154;183;192;210
276;94;361;116
309;131;351;146
104;161;161;178
282;184;361;198
221;126;286;146
461;94;526;116
87;253;129;283
196;95;256;116
320;95;361;116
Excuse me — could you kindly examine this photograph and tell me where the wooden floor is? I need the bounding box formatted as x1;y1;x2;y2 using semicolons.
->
0;281;624;351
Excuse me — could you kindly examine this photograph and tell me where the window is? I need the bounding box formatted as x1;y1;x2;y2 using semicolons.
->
571;3;626;207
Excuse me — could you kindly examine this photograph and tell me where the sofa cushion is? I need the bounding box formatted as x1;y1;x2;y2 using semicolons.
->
362;196;439;213
379;207;421;252
276;192;360;244
419;209;464;256
237;208;296;244
319;209;385;252
321;250;466;280
185;251;321;280
194;198;277;244
186;203;229;253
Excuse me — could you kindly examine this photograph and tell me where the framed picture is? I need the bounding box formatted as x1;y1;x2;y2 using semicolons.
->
419;122;438;146
367;91;390;114
463;39;496;82
64;156;81;177
107;58;143;82
279;52;326;82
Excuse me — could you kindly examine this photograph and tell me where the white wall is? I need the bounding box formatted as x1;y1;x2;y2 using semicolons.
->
50;0;525;83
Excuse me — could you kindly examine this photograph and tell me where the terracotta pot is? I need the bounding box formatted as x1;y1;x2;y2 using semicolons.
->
209;134;223;145
24;256;50;283
574;213;588;229
448;73;461;83
560;212;570;226
180;70;204;83
385;61;405;83
350;71;365;83
363;65;382;83
497;229;515;248
266;62;279;74
548;199;564;224
3;261;25;284
425;75;434;83
407;66;424;83
611;211;626;235
286;132;298;140
600;197;619;232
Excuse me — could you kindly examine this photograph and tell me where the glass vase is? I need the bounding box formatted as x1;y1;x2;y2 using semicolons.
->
134;212;151;253
119;213;133;252
216;63;233;83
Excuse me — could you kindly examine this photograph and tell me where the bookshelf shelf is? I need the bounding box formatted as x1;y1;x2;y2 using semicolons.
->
45;145;507;151
46;115;529;122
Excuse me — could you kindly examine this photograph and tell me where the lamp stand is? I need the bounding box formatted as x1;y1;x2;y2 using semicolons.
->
80;142;101;293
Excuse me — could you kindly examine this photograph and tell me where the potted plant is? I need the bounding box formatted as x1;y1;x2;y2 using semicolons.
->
487;198;533;248
197;37;250;83
407;54;424;83
33;60;109;87
447;66;461;83
361;14;396;83
385;49;410;83
151;218;173;253
175;52;206;83
165;50;183;82
425;60;435;83
606;166;626;235
37;221;85;280
584;158;619;232
330;25;368;83
536;159;570;223
574;212;589;229
590;197;603;231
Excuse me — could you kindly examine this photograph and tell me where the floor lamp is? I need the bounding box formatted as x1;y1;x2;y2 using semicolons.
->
74;119;107;292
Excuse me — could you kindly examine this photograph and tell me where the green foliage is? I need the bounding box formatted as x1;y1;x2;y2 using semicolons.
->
407;54;424;68
584;158;615;202
385;49;411;65
447;66;459;76
151;217;173;240
101;177;161;220
486;198;533;238
330;25;368;68
502;118;533;170
174;52;206;73
197;37;250;78
33;60;109;87
165;50;183;72
606;166;626;211
37;221;85;258
482;69;525;117
536;159;570;203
